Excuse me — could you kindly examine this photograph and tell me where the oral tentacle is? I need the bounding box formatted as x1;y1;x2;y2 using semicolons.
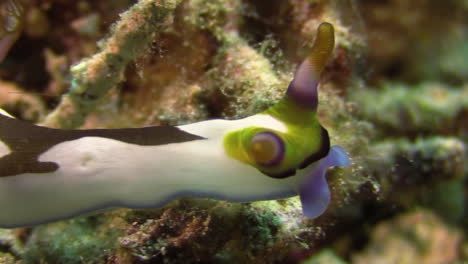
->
299;146;350;218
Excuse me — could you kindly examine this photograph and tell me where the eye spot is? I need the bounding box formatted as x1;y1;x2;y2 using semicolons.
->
249;132;285;167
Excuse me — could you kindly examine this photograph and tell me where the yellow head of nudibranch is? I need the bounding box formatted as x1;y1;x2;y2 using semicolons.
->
224;22;336;177
223;22;350;217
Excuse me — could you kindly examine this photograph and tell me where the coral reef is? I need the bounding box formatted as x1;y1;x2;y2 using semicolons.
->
43;0;182;128
301;249;347;264
0;0;466;263
22;216;122;263
352;209;463;264
350;82;468;137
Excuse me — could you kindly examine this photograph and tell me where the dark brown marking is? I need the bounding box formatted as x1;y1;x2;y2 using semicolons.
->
0;114;205;177
299;127;330;169
261;168;296;179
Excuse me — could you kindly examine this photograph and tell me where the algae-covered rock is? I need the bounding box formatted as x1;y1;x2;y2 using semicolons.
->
23;217;122;263
0;228;23;261
352;209;463;264
301;249;348;264
350;82;468;137
366;137;466;223
0;0;466;263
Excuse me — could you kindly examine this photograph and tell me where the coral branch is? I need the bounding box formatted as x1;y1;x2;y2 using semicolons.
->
42;0;182;129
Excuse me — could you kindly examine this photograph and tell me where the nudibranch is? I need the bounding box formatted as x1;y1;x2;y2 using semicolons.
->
0;0;23;63
0;22;350;228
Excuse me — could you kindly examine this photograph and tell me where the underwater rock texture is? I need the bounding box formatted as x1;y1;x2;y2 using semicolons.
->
352;209;462;264
0;0;466;263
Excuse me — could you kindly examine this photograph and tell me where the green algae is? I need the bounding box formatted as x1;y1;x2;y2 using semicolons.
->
23;217;122;264
352;209;463;264
116;200;243;263
368;137;466;224
0;253;16;264
301;249;348;264
428;179;465;224
407;25;468;83
241;205;282;251
183;0;292;118
204;37;286;118
0;228;23;260
350;82;468;136
183;0;238;42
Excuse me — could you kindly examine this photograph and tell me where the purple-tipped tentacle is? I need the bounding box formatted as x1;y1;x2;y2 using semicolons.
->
286;22;335;110
286;61;320;110
299;146;350;218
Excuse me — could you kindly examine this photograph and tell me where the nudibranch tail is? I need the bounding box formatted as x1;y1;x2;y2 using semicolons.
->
286;22;335;109
0;0;24;62
299;146;350;218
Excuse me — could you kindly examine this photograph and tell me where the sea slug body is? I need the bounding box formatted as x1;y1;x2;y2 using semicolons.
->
0;22;350;228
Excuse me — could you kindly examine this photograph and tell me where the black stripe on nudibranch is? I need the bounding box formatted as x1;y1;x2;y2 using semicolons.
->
260;127;330;179
0;114;205;177
298;127;330;169
262;168;296;179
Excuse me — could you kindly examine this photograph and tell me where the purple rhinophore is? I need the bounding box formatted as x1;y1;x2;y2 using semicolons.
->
286;60;319;110
299;145;350;218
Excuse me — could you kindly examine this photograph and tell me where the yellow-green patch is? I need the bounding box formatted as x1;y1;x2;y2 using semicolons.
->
223;97;325;177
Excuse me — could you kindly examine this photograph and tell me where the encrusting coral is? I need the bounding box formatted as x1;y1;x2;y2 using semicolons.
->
0;0;466;263
43;0;183;129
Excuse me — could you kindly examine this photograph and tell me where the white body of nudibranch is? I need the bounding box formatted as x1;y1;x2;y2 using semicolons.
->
0;114;301;228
